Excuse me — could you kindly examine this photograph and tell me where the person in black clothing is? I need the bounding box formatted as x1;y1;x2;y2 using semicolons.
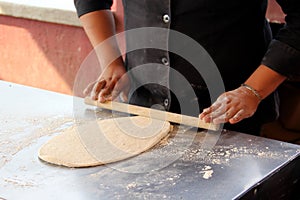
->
74;0;300;135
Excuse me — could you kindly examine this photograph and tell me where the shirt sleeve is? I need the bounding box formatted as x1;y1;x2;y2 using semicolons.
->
261;0;300;80
74;0;113;17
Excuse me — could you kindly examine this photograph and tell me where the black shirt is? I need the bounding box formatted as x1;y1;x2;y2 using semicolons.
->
74;0;300;80
74;0;300;134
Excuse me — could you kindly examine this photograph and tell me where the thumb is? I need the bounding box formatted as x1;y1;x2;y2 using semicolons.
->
111;75;130;102
120;85;130;102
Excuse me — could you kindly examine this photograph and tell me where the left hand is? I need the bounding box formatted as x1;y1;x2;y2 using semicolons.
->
199;86;261;124
83;63;130;103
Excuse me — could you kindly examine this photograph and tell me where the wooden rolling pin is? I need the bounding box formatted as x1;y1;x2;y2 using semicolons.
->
84;98;219;131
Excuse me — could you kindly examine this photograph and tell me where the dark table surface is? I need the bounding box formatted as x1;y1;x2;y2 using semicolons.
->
0;81;299;200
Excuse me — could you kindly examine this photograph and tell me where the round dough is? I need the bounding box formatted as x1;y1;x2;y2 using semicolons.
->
38;116;171;168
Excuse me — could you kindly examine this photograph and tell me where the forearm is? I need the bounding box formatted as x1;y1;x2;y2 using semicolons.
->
80;10;116;46
244;65;286;99
78;10;129;102
79;10;124;68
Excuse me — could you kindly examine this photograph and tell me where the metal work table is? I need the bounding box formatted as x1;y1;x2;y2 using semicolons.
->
0;81;299;200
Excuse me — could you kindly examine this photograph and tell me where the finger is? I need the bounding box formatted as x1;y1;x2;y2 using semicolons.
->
202;103;226;123
83;81;96;96
119;92;128;102
111;75;130;101
98;79;117;102
208;103;228;118
121;83;130;103
228;109;245;124
98;88;111;102
203;94;234;123
199;101;222;119
91;80;106;100
199;107;214;122
111;80;123;100
199;107;213;119
202;94;230;114
211;107;236;124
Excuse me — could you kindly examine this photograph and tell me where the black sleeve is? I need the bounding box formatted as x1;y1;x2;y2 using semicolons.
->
74;0;113;17
261;0;300;80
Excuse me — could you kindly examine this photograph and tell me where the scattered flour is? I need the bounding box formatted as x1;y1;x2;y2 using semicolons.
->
200;165;213;179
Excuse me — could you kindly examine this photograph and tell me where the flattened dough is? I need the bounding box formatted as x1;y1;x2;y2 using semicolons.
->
38;116;171;167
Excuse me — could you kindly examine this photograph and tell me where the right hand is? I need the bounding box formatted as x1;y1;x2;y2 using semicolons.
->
83;64;130;103
199;86;261;124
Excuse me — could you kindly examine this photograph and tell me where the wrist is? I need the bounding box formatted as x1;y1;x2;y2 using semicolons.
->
240;83;263;101
243;65;286;99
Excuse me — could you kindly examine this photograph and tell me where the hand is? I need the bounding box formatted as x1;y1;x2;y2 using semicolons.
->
83;64;130;103
199;86;261;124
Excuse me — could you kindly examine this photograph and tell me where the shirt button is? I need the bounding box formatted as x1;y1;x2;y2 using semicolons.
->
161;57;169;66
164;99;169;107
162;14;170;23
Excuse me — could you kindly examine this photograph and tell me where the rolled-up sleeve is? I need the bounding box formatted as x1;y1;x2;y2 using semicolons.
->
74;0;113;17
262;0;300;80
